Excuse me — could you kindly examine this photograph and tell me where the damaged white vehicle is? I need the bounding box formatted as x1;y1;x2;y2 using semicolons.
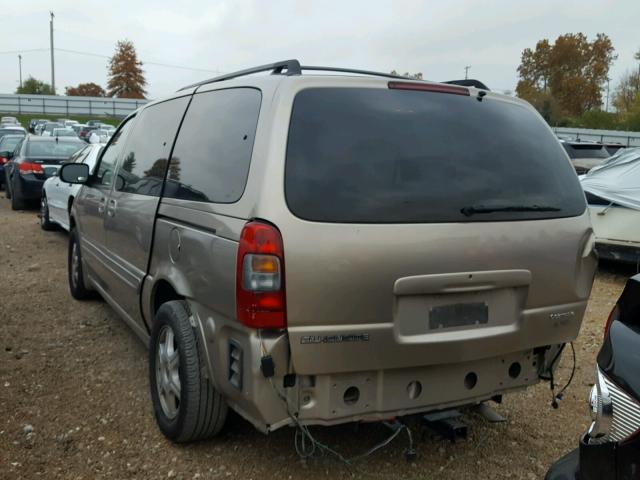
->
582;148;640;266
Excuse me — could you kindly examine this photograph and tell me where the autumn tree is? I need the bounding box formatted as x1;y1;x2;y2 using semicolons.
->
65;82;106;97
613;70;640;114
16;76;54;95
516;33;616;119
107;40;147;99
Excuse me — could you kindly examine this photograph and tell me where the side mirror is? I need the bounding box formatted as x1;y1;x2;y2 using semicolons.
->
60;163;90;184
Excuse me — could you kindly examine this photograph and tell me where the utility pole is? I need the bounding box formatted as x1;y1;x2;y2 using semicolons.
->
464;65;471;80
49;11;55;94
18;55;22;89
605;78;610;112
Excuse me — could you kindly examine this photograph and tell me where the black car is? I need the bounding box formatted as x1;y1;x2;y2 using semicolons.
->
0;134;26;189
29;118;48;133
4;136;84;210
546;274;640;480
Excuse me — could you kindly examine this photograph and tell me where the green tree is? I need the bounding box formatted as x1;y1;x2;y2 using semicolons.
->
516;33;616;119
16;76;54;95
107;40;147;99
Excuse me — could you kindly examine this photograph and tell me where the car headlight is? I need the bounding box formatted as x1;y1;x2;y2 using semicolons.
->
587;367;640;445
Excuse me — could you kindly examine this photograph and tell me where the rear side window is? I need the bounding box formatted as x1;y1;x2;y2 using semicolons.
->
164;88;261;204
116;96;190;196
285;87;586;223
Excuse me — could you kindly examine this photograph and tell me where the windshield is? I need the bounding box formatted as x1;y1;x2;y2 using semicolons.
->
0;129;25;139
54;129;76;137
0;136;23;152
26;141;83;157
285;87;586;223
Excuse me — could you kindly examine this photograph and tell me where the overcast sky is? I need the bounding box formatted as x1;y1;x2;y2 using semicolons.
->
2;0;639;99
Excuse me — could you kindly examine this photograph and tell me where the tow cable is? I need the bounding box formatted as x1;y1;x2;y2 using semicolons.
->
539;342;577;409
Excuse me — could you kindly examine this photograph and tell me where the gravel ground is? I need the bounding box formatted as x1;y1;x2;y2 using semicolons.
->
0;193;636;480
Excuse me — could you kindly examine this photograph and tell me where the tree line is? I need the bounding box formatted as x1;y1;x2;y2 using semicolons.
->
516;33;640;131
16;39;146;99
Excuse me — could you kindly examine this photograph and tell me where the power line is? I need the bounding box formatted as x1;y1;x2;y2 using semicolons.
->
0;46;223;74
55;47;223;74
0;48;50;55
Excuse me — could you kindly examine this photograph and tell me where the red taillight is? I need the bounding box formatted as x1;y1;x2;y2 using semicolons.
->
388;81;470;96
0;156;7;165
604;305;620;338
18;162;45;175
236;221;286;329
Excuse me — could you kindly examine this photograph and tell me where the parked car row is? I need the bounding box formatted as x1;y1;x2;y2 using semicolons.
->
2;62;639;477
1;134;86;210
29;117;115;143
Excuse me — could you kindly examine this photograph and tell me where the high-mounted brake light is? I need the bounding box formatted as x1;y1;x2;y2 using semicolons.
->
388;81;470;96
604;304;620;339
18;162;45;175
236;221;286;329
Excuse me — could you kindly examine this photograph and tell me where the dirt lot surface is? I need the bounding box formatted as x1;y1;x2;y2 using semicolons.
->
0;194;636;480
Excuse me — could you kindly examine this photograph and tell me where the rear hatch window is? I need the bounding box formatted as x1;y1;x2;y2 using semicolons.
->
562;143;609;159
27;141;84;160
285;87;586;223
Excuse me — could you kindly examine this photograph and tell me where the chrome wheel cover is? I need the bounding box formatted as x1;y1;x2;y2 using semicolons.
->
40;197;47;225
156;325;181;419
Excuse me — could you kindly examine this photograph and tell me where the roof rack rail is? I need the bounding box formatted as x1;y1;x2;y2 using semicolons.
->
444;79;490;90
178;59;486;92
178;59;302;91
300;65;409;80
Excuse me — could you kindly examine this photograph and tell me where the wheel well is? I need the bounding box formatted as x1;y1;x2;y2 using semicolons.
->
152;280;184;317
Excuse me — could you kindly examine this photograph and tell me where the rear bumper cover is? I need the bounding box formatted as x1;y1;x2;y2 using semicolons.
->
16;175;45;200
546;433;640;480
596;242;640;265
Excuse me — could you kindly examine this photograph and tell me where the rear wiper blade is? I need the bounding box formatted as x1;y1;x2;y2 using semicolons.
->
460;204;561;217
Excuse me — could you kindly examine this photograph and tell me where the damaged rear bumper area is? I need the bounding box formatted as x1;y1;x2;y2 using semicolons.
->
545;433;640;480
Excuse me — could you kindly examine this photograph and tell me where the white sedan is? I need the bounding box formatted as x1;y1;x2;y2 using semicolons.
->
40;143;103;231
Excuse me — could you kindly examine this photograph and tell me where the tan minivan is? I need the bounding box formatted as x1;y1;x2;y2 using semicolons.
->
59;60;597;443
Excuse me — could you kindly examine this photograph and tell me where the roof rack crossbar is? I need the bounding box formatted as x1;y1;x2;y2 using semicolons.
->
178;59;302;91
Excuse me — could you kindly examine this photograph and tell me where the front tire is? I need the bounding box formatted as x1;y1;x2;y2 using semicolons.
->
4;173;11;199
40;194;56;230
149;301;227;442
68;229;92;299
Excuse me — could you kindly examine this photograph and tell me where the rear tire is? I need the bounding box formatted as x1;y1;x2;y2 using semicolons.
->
10;179;25;210
40;194;56;231
149;300;228;442
68;229;92;300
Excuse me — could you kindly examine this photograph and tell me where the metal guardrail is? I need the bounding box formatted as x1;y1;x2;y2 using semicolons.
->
553;127;640;147
0;93;148;118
